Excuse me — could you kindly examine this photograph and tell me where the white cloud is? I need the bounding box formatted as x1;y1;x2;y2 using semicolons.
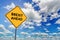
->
40;33;48;35
31;32;40;35
22;8;41;21
38;0;60;13
57;27;60;31
8;25;15;29
55;19;60;24
45;30;49;33
33;0;60;20
28;26;34;29
46;23;51;26
32;0;40;3
33;20;42;23
25;21;34;25
42;17;47;22
21;24;34;29
4;2;15;10
0;32;4;35
20;32;29;35
52;33;57;35
21;2;42;28
4;0;60;27
31;32;48;36
27;35;31;38
22;0;60;29
0;24;13;35
22;2;42;21
50;13;59;20
24;2;33;9
36;23;41;26
44;28;49;32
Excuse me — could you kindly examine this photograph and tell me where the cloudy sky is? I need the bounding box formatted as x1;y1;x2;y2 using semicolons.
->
0;0;60;38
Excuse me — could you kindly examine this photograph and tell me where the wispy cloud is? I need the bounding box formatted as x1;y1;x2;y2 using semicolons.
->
46;23;51;26
4;2;15;11
20;32;29;35
31;32;48;36
0;24;13;36
55;19;60;24
8;25;15;29
57;27;60;31
44;28;49;32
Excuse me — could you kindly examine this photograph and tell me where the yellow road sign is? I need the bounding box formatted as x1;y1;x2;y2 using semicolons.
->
5;6;27;28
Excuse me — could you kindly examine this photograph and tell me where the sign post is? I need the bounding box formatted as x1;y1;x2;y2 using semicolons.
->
15;28;17;40
5;6;27;40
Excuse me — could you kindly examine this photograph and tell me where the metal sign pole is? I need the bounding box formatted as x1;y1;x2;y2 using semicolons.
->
15;28;17;40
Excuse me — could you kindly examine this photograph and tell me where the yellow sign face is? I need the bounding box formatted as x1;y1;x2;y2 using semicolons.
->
5;6;27;28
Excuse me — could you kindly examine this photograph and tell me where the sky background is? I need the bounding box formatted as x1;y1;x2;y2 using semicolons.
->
0;0;60;38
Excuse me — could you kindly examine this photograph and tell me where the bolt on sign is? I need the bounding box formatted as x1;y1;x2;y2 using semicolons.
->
5;6;27;28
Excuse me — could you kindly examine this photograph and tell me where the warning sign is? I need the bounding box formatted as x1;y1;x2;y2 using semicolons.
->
5;6;27;28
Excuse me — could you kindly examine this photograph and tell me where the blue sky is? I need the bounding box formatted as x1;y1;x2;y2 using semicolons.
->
0;0;60;38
